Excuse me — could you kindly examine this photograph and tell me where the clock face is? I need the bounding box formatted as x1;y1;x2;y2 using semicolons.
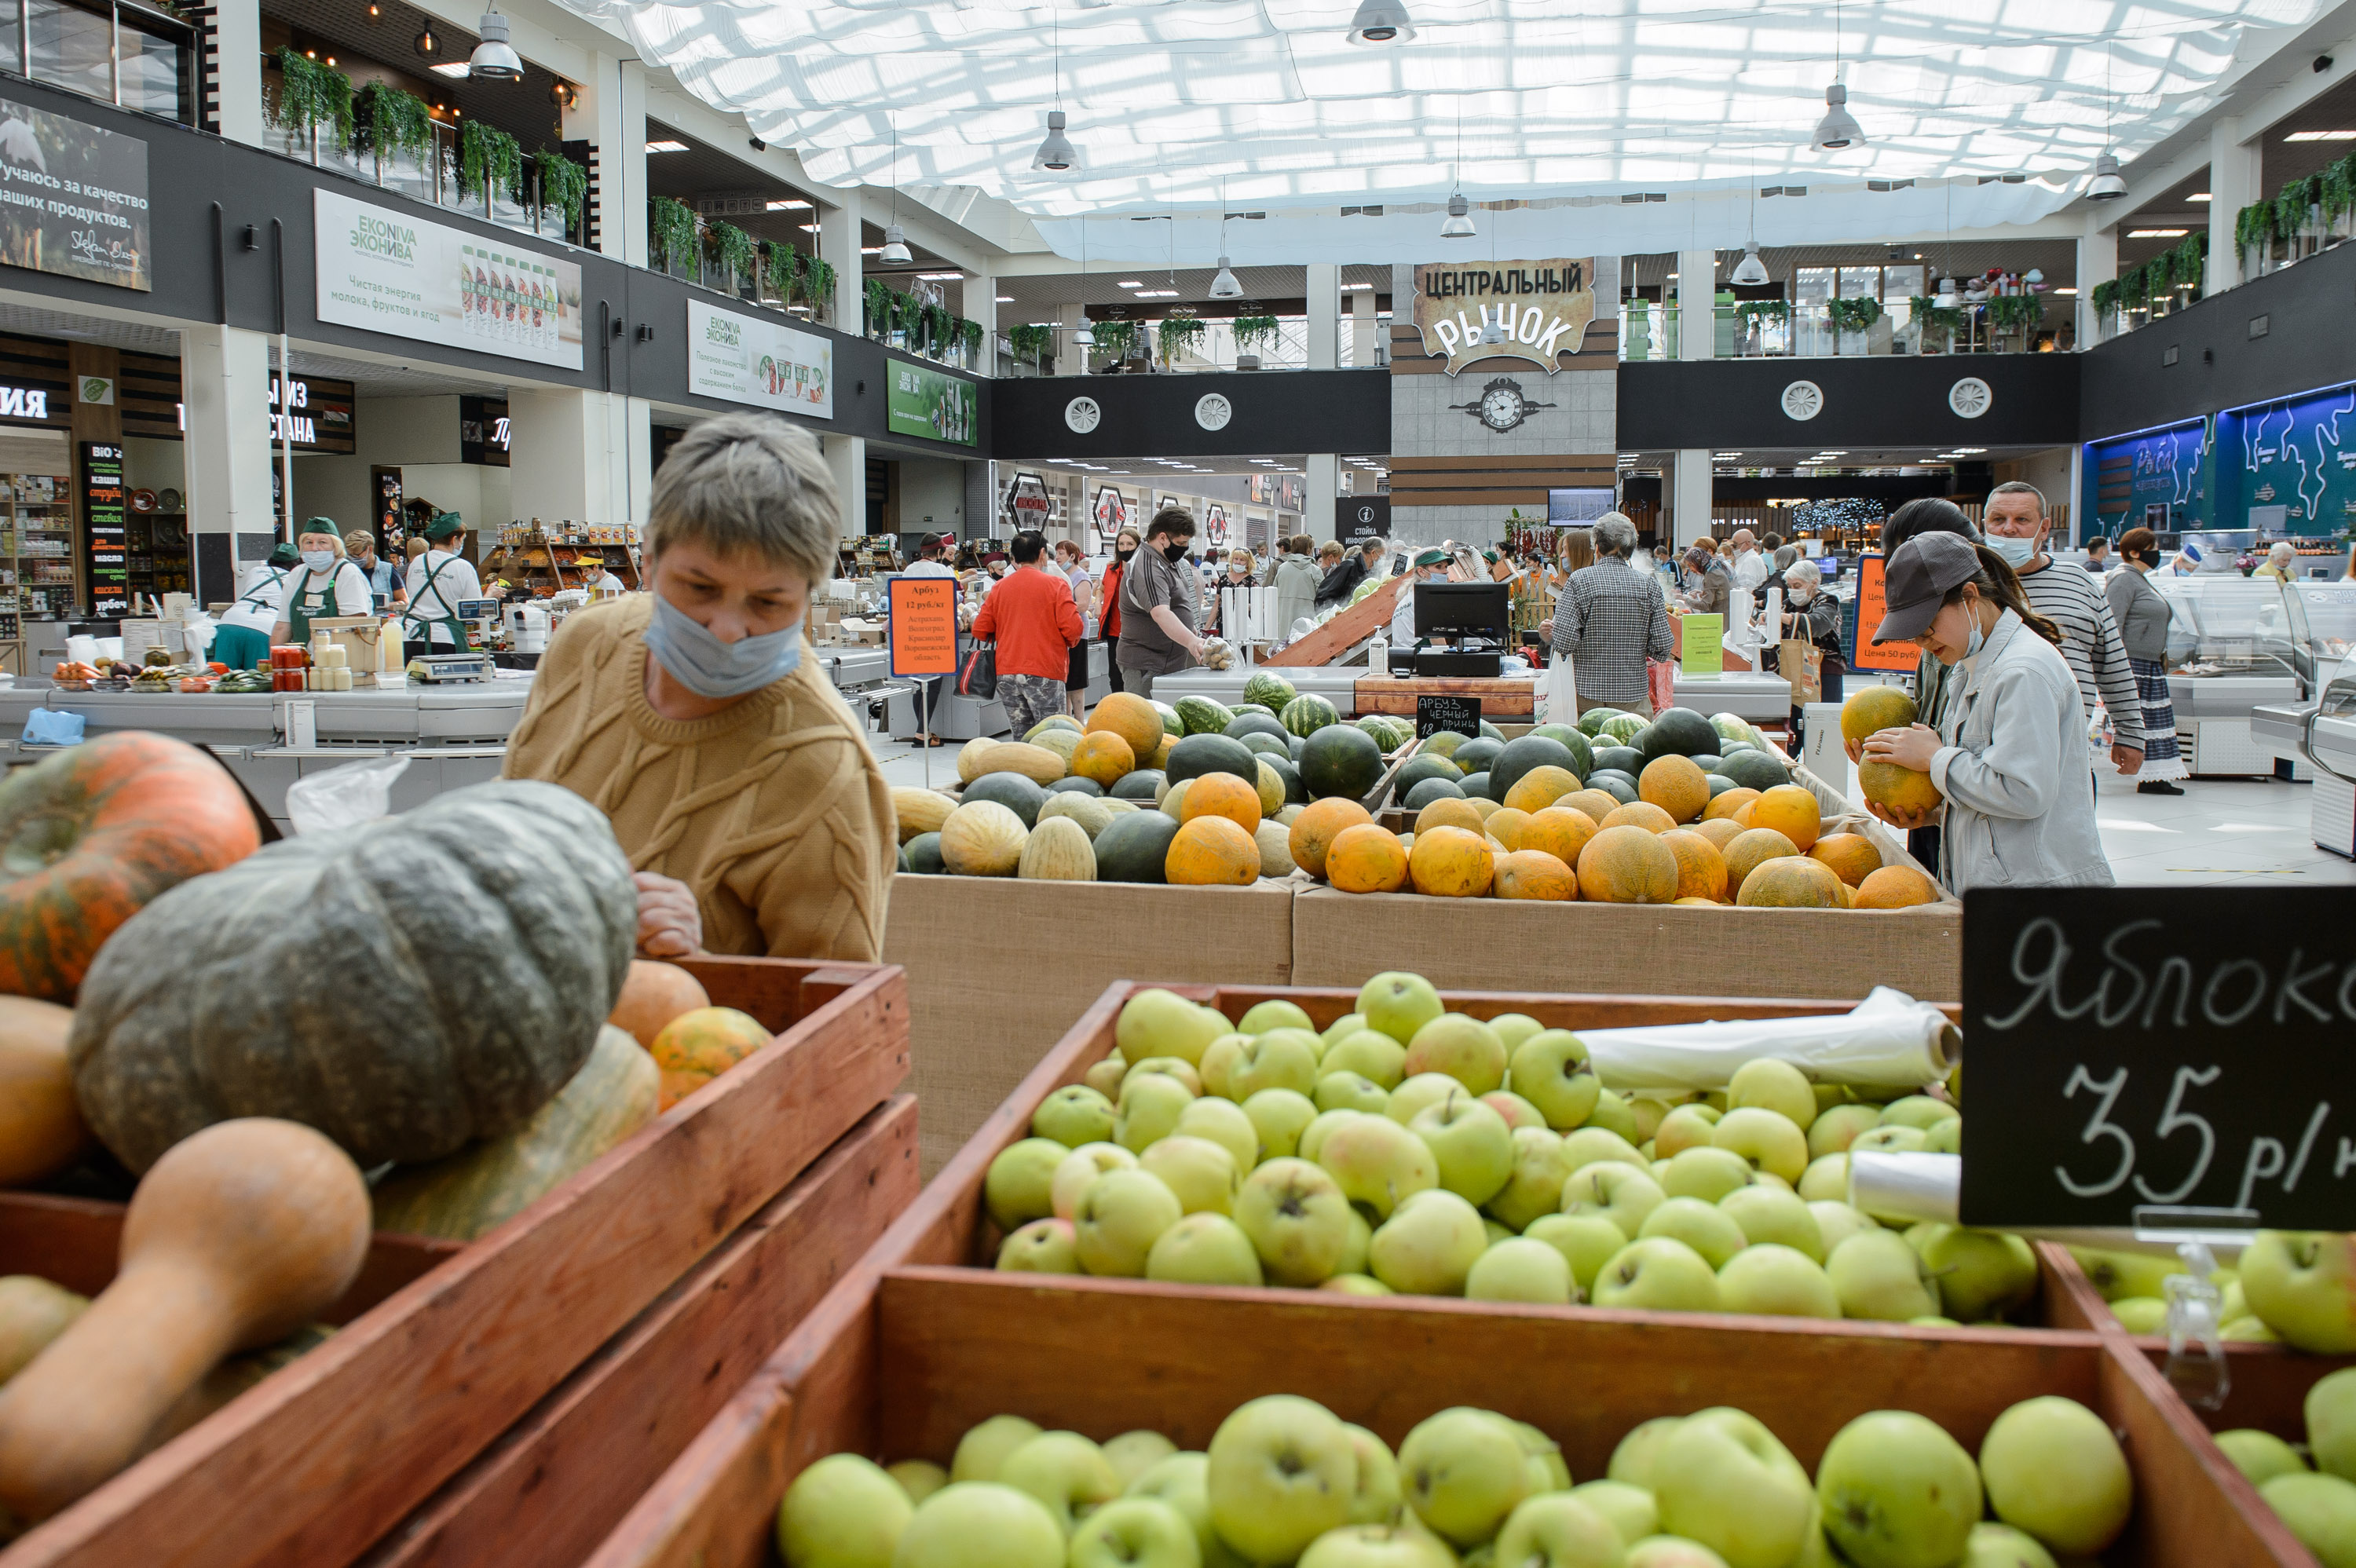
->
1194;393;1233;432
1480;386;1524;431
1064;397;1102;434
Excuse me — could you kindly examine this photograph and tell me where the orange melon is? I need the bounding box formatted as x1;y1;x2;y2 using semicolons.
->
1842;685;1919;744
1415;797;1487;836
1492;849;1577;901
1692;817;1746;852
1750;784;1822;851
1070;730;1136;788
1704;787;1761;822
1858;760;1944;820
1723;827;1802;897
1672;896;1721;907
1809;832;1882;887
1503;766;1582;816
1659;828;1729;903
609;959;712;1050
1327;824;1410;894
1408;825;1496;898
1086;692;1166;762
1290;797;1373;879
1601;801;1677;835
1151;734;1178;772
1575;824;1681;905
1519;806;1600;868
1736;855;1847;908
649;1006;771;1110
1179;772;1263;835
1560;788;1622;823
1855;864;1942;909
1732;800;1758;828
1484;806;1533;850
1638;755;1711;824
1466;797;1503;823
1166;816;1262;885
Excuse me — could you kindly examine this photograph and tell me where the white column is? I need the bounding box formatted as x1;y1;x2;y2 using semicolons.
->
1305;453;1338;540
566;59;647;268
1305;262;1340;370
2208;118;2263;294
1349;287;1376;367
1677;248;1718;360
820;190;863;334
212;0;264;146
508;389;649;528
181;323;276;590
825;433;866;541
2076;223;2116;346
1055;301;1081;373
1672;448;1714;546
968;267;996;372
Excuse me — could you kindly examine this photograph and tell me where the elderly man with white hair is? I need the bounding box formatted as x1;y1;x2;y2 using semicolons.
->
2254;540;2301;581
1551;512;1674;717
1776;557;1847;742
1725;527;1768;601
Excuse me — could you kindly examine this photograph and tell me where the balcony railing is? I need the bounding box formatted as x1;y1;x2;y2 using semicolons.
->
267;114;580;243
1619;298;2065;359
648;210;835;331
1011;315;1363;376
2;0;196;126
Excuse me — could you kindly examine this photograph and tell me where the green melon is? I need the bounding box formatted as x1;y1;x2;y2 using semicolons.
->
1244;673;1298;711
1023;716;1083;744
1153;701;1183;736
895;843;910;872
1489;736;1582;806
1174;696;1235;736
1586;769;1637;794
1392;756;1465;799
1287;734;1307;762
1241;732;1293;759
1299;724;1384;800
905;832;946;874
1355;715;1408;751
1452;736;1504;774
1593;745;1646;777
1709;712;1752;745
1648;707;1721;760
1403;777;1466;810
1688;753;1723;774
1458;771;1491;801
1048;776;1105;798
1419;731;1468;758
1577;707;1626;737
964;771;1048;828
1590;774;1639;805
1227;712;1291;743
1109;769;1166;800
1600;714;1648;745
1232;703;1275;718
1165;733;1261;785
1705;773;1739;797
1282;694;1341;737
1093;810;1183;883
1480;720;1505;741
1720;748;1791;791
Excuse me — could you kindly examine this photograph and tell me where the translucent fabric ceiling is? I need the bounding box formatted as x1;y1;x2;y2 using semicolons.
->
566;0;2334;256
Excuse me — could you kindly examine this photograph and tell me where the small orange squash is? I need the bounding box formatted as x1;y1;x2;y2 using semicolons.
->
608;960;712;1051
649;1007;773;1111
1165;815;1262;886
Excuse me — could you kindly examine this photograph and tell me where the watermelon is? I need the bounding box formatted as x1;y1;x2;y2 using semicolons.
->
1175;696;1235;736
1263;755;1308;804
1165;733;1261;785
1577;707;1626;737
1392;757;1465;798
1688;753;1723;773
1355;715;1408;751
1593;746;1645;777
1244;672;1298;711
1600;714;1648;745
1403;777;1466;810
1282;694;1341;737
1287;734;1307;762
1232;703;1275;718
1452;736;1503;773
1241;732;1293;759
1048;776;1105;797
1704;773;1739;797
1489;736;1581;806
1479;720;1504;741
964;771;1047;828
1152;701;1183;736
1110;769;1165;800
1647;707;1720;760
1094;811;1182;883
1421;731;1468;758
905;832;946;875
1720;749;1791;791
895;843;910;872
1227;712;1290;743
1458;771;1491;802
1299;725;1384;800
1587;769;1637;793
1589;774;1638;805
1708;712;1751;746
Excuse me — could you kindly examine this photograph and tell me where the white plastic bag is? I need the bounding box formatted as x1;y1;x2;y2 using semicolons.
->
1579;985;1958;1092
285;755;412;835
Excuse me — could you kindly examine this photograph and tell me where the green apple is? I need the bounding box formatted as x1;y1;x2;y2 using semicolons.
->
1652;1409;1813;1568
1806;1201;1878;1259
889;1460;948;1505
1727;1059;1817;1131
1710;1108;1808;1183
1561;1160;1666;1239
1147;1211;1267;1286
1346;1424;1405;1525
1117;1073;1199;1153
1322;1273;1394;1297
1033;1084;1117;1148
1325;1030;1410;1090
2311;1367;2356;1480
1485;1128;1575;1233
1128;1452;1247;1568
777;1452;911;1568
1960;1521;2057;1568
997;1218;1078;1274
1483;1091;1548;1133
1716;1245;1838;1318
1143;1135;1243;1217
953;1414;1044;1483
1807;1103;1882;1159
1300;1110;1361;1166
1508;1031;1601;1131
1485;1012;1543;1051
1231;1029;1324;1099
1359;972;1447;1044
1654;1105;1723;1160
1118;988;1227;1066
1916;1226;2037;1322
1849;1125;1927;1157
1591;1237;1721;1313
1001;1431;1122;1535
1085;1057;1129;1101
1076;1168;1184;1277
1319;1072;1395;1115
1399;1406;1532;1546
1178;1097;1264;1173
2108;1296;2167;1334
890;1482;1064;1568
1560;1126;1649;1175
2215;1428;2308;1487
1067;1497;1205;1568
1199;1035;1249;1099
1126;1057;1206;1097
1658;1148;1754;1204
2224;1315;2281;1342
1608;1417;1683;1489
1403;1014;1509;1095
1570;1479;1659;1546
1815;1409;1981;1568
1205;1394;1359;1564
1389;1072;1472;1126
1796;1154;1849;1203
2242;1231;2356;1353
1341;1205;1374;1274
1901;1223;1940;1258
1320;1113;1441;1219
1370;1189;1489;1296
1053;1143;1139;1221
1624;1538;1734;1568
1978;1396;2131;1555
1586;1090;1641;1143
1879;1095;1959;1132
1910;1316;1959;1328
1234;1157;1355;1286
1240;998;1317;1036
1926;1118;1962;1155
1718;1184;1823;1260
2266;1472;2356;1568
1827;1229;1941;1321
1630;1098;1674;1143
1324;1011;1372;1048
2221;1278;2249;1321
1466;1237;1575;1304
1243;1088;1320;1162
1105;1432;1180;1489
1513;1420;1571;1493
1491;1493;1623;1567
986;1138;1070;1230
1297;1524;1457;1567
1485;1219;1516;1246
1526;1214;1632;1297
1638;1198;1748;1270
1410;1091;1515;1205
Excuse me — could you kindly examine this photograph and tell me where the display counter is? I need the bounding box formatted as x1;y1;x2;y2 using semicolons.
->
2156;576;2308;775
884;641;1109;743
2255;697;2356;857
1155;666;1795;724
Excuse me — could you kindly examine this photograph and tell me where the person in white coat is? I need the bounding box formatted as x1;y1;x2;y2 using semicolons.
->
270;520;375;648
401;512;485;660
214;542;300;668
1392;548;1453;649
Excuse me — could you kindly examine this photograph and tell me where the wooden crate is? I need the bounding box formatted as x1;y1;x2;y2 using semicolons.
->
0;956;909;1568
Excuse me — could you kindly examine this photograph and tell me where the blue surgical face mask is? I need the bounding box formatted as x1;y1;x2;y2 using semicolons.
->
301;550;335;573
1987;534;2037;567
1963;610;1988;662
642;590;804;700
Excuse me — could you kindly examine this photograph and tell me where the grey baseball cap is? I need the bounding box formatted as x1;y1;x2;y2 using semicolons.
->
1873;532;1983;644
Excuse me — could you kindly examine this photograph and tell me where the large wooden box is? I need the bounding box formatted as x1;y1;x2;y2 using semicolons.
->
0;956;911;1568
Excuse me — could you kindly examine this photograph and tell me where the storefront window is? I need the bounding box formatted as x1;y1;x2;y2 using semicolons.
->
27;0;110;103
7;0;194;123
117;9;183;120
1838;265;1881;301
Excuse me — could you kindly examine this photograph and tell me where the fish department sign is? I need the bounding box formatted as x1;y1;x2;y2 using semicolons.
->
1412;260;1596;376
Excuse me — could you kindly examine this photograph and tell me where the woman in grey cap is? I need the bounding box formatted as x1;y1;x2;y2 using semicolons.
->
1858;532;2113;892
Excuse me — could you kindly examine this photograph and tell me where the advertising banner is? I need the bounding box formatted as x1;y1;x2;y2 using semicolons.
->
0;97;149;291
687;299;833;419
313;189;584;371
887;361;978;446
80;440;126;617
1849;554;1918;673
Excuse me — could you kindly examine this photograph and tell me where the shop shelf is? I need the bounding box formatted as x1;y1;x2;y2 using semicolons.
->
0;956;911;1568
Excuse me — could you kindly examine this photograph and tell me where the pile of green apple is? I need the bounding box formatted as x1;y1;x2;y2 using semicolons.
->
774;1389;2134;1568
981;976;2022;1322
2074;1234;2356;1354
2217;1367;2356;1566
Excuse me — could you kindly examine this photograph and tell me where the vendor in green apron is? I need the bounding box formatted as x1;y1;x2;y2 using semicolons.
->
401;512;485;661
270;520;375;648
212;542;299;669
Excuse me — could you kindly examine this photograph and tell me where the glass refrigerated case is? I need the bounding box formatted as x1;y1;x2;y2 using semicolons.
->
2153;575;2305;776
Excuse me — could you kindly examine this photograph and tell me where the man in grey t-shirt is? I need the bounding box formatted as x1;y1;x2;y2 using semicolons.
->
1115;507;1207;700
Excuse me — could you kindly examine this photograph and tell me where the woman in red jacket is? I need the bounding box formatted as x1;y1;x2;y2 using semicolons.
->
971;530;1086;736
1097;525;1140;694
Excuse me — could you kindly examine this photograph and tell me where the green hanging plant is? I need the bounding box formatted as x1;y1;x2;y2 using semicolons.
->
2168;232;2208;300
1824;296;1882;334
2117;263;2151;309
803;255;836;312
2277;174;2321;242
922;302;951;346
458;119;523;203
759;239;800;299
270;49;353;144
536;148;588;228
960;318;984;355
2090;280;2120;318
1908;295;1964;334
1732;299;1791;333
353;80;431;163
647;196;697;272
1985;294;2043;334
1231;315;1281;355
1158;315;1208;360
864;276;893;334
2325;155;2356;227
2236;200;2276;253
705;221;756;285
1092;319;1140;360
1009;323;1052;360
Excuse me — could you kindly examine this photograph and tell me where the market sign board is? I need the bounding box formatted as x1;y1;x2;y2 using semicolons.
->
1003;470;1052;528
1849;554;1919;673
313;189;584;371
80;440;126;617
0;97;149;291
1412;259;1596;376
687;299;833;419
887;362;978;447
268;374;356;455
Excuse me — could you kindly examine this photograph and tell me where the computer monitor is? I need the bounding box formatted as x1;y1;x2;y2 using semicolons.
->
1414;581;1510;640
1816;557;1841;582
1547;488;1614;524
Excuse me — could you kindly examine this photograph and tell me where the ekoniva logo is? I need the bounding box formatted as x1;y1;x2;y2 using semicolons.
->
707;316;741;347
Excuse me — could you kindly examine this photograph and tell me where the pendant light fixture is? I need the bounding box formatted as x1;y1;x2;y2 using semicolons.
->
2087;48;2126;201
1345;0;1415;45
1731;183;1769;286
1073;213;1096;348
1209;189;1242;298
880;113;913;265
1479;306;1504;345
1034;10;1083;171
1440;110;1475;239
467;9;523;81
1809;0;1864;151
1933;182;1959;307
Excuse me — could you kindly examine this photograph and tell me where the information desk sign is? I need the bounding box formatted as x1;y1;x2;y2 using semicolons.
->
1416;694;1481;740
1960;887;2356;1232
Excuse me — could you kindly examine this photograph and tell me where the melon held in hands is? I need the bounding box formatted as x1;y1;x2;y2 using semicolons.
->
649;1007;773;1110
1859;760;1944;820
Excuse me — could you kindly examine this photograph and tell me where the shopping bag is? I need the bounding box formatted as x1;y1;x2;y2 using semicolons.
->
1780;639;1824;705
1646;657;1676;714
957;639;998;700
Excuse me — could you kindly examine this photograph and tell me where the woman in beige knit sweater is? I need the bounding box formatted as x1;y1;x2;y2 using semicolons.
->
504;412;895;961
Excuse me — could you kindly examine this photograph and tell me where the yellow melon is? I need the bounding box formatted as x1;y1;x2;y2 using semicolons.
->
1601;802;1678;835
1858;760;1944;820
1180;772;1264;835
1485;806;1533;850
1575;824;1681;904
1692;817;1746;852
1809;832;1882;887
1492;849;1578;901
1671;896;1721;907
649;1006;772;1110
1466;797;1504;823
1165;816;1262;885
891;788;957;843
1327;823;1410;894
1088;692;1167;762
1751;784;1822;851
1722;827;1802;897
1408;825;1496;898
1704;787;1761;822
1070;731;1136;788
1503;766;1582;816
1416;797;1487;836
939;799;1029;875
1855;864;1942;909
1659;828;1729;903
1290;798;1374;879
1638;755;1712;824
970;741;1066;786
1842;685;1919;744
1519;806;1599;868
1151;734;1178;772
1736;856;1847;908
1253;820;1297;879
1560;789;1622;823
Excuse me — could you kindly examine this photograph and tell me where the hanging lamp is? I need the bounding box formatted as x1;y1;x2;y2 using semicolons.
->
1730;183;1768;286
468;9;522;80
1345;0;1415;45
1034;10;1081;171
1808;0;1864;151
880;115;913;265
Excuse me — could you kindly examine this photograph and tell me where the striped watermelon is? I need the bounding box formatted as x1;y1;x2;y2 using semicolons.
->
1281;694;1340;737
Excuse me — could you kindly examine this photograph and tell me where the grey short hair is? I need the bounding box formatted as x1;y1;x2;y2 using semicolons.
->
1784;562;1818;587
1594;513;1638;557
646;411;839;585
1988;481;2046;514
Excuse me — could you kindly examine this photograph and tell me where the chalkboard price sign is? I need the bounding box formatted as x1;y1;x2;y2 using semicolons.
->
1959;887;2356;1231
1416;694;1482;740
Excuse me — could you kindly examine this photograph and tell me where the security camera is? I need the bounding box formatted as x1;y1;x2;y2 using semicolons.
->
2318;53;2335;72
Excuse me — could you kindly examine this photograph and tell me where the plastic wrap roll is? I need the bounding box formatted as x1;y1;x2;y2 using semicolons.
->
1843;1150;2245;1260
1583;986;1959;1092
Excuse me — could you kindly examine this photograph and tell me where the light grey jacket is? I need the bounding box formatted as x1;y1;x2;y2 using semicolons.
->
2103;564;2174;663
1931;609;2116;894
1271;553;1322;638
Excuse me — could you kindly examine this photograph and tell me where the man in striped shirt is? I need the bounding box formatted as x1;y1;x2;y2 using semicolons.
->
1981;481;2146;783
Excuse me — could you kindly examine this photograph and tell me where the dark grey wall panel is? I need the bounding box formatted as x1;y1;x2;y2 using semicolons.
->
991;370;1388;458
1617;354;2079;451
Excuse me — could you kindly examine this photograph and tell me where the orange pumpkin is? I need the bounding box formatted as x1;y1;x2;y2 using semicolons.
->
1069;731;1137;789
609;960;712;1050
1178;773;1263;835
1575;824;1680;905
1408;826;1494;897
649;1006;773;1110
1659;828;1730;903
1326;824;1410;894
1809;833;1882;888
0;733;262;1002
1600;802;1677;835
1492;849;1577;901
1165;816;1262;886
1290;798;1372;879
1518;806;1599;868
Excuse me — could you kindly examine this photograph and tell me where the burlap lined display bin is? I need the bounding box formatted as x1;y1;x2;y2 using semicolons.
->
1792;759;1960;908
880;874;1295;1175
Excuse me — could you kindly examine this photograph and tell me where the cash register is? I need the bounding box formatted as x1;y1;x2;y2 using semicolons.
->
1388;581;1511;678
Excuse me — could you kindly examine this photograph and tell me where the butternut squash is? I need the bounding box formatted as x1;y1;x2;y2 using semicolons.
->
607;960;711;1050
0;997;87;1186
0;1117;370;1521
0;1277;86;1383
